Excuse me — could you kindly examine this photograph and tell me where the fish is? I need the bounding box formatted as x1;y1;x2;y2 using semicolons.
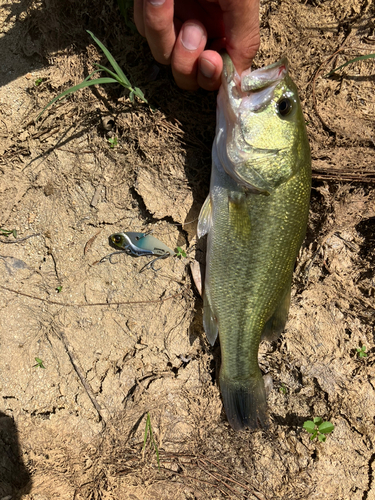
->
197;54;311;431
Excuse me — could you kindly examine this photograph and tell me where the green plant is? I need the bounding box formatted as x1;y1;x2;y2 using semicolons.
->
0;227;17;238
175;246;187;259
56;286;62;293
303;417;334;442
37;30;147;120
117;0;137;32
356;346;368;358
142;412;160;469
107;137;118;148
33;357;46;369
279;383;287;395
34;77;45;87
325;54;375;77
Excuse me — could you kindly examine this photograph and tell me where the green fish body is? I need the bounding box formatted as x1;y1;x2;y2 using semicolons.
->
198;55;311;431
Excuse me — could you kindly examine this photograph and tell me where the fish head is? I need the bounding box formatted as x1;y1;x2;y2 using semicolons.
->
216;54;310;193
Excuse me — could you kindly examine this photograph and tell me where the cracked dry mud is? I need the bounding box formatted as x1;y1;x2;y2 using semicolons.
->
1;0;375;499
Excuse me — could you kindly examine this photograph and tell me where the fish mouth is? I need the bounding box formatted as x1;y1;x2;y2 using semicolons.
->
240;58;288;92
240;58;288;112
222;55;289;113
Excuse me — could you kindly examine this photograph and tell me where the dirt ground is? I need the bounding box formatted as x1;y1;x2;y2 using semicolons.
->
0;0;374;498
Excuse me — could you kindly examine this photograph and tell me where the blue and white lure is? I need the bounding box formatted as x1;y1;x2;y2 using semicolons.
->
106;231;176;272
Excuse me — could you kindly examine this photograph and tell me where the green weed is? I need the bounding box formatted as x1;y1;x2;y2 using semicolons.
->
142;412;160;469
325;54;375;77
37;30;147;120
34;78;45;87
56;286;62;293
175;246;187;259
303;417;334;442
107;137;118;148
356;346;368;358
33;357;46;369
0;228;17;238
117;0;137;32
279;383;287;395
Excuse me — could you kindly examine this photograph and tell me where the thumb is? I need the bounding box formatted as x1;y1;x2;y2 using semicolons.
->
219;0;260;74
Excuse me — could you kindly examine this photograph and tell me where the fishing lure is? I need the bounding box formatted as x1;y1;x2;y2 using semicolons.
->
107;231;176;272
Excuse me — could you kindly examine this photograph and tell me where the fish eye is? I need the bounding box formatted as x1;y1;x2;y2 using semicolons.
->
277;97;293;117
113;235;122;243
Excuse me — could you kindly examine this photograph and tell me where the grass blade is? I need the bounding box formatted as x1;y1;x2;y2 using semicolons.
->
94;63;148;102
37;78;117;120
142;412;160;470
117;0;137;33
142;413;150;457
93;63;123;84
325;53;375;77
37;31;147;119
134;86;146;101
86;30;130;86
84;69;104;81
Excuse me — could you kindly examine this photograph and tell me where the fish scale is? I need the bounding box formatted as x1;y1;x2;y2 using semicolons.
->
198;54;311;430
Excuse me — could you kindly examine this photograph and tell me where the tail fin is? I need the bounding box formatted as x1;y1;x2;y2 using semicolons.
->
220;374;268;431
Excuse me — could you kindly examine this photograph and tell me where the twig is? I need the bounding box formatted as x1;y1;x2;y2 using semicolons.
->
199;458;266;500
84;230;102;255
0;233;41;244
311;47;346;130
55;328;106;429
0;284;185;307
176;472;227;491
197;460;239;496
311;30;354;130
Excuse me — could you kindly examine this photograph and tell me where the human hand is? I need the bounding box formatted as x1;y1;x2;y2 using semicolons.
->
134;0;260;91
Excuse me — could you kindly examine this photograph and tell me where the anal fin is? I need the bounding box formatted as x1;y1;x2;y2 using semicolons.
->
197;195;212;238
261;283;291;342
203;291;218;346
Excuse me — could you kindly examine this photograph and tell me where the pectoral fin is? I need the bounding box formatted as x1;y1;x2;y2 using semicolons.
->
197;195;212;238
203;291;218;346
261;283;291;342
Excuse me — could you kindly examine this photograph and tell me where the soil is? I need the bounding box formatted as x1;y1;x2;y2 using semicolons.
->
0;0;374;499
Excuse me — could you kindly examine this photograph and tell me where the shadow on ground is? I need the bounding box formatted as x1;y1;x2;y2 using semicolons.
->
0;411;32;498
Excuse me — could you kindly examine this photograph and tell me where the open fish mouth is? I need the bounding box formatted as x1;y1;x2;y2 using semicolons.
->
241;58;288;92
222;56;289;113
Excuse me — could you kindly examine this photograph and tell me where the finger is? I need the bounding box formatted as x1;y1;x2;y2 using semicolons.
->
143;0;176;65
171;21;207;90
219;0;260;74
197;50;223;91
134;0;145;36
174;1;224;38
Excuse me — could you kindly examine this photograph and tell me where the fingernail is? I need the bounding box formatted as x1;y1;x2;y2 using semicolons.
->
200;58;216;79
148;0;165;5
181;24;204;51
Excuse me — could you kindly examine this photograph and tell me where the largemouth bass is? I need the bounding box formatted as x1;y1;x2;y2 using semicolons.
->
197;55;311;431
